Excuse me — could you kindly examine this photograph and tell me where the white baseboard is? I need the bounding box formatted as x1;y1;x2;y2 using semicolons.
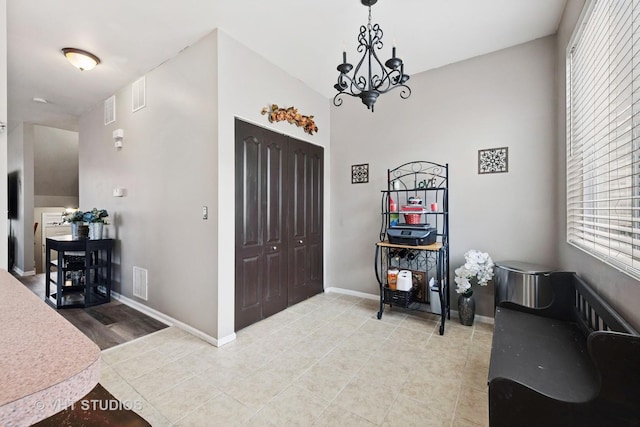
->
449;309;494;325
12;266;35;277
110;291;236;347
324;286;379;301
325;286;495;325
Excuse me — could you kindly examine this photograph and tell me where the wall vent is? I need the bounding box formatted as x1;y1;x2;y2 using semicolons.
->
104;95;116;125
133;266;148;300
132;76;146;112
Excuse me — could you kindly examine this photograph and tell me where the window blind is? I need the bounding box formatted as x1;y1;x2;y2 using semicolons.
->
567;0;640;277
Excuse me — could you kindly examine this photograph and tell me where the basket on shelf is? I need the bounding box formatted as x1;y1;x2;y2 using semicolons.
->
65;255;85;270
383;286;416;308
401;205;423;225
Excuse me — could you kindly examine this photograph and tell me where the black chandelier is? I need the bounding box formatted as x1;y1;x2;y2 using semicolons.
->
333;0;411;112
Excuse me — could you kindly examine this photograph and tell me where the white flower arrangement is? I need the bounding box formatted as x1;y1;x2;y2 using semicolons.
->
454;250;495;295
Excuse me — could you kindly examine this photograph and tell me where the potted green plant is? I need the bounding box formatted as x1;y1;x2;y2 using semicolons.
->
82;208;109;239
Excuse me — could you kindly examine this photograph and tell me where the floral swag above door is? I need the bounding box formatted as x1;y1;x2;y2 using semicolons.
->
261;104;318;135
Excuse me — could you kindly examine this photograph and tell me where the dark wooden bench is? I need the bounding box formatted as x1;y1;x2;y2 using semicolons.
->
489;271;640;426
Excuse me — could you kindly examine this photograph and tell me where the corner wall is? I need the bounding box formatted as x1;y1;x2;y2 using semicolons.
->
7;122;34;275
79;31;219;338
329;36;558;317
216;30;331;340
556;0;640;331
78;29;331;342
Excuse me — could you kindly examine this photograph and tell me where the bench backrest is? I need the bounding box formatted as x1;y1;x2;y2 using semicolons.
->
501;272;639;337
570;273;639;336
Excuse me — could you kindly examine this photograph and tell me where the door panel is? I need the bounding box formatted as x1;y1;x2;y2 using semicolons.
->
265;142;285;245
235;132;264;330
236;255;263;328
235;120;288;331
291;245;306;287
242;137;262;247
288;139;324;304
309;243;322;282
289;146;308;242
307;144;324;295
262;139;288;317
235;118;323;331
288;142;308;304
263;250;285;317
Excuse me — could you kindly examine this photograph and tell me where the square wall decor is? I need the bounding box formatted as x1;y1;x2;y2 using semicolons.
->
351;163;369;184
478;147;508;174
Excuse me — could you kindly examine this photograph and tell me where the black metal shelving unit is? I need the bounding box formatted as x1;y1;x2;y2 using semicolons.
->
45;236;113;309
374;161;450;335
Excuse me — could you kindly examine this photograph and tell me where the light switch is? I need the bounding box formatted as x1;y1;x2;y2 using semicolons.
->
113;188;125;197
202;206;208;220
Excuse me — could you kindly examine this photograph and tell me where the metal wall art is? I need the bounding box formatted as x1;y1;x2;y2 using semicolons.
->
478;147;508;174
352;163;369;184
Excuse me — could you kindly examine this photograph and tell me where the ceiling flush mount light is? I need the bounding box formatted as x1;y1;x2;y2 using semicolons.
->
333;0;410;112
62;47;100;71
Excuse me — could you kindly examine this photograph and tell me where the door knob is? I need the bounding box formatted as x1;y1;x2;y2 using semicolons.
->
272;246;277;250
298;240;303;244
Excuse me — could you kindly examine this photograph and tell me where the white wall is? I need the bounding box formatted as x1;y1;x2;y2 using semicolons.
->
329;36;557;317
7;122;34;275
556;0;640;332
79;31;219;337
33;125;79;208
5;122;77;276
216;30;330;340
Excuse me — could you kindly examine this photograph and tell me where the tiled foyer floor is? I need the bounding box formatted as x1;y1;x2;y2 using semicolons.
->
100;292;492;426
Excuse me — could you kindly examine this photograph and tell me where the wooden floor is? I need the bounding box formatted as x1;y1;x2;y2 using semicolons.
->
17;274;168;350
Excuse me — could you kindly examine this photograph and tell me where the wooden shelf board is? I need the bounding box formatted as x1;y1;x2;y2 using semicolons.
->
377;240;443;251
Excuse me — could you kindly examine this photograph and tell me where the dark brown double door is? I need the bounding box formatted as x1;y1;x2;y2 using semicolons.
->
235;119;323;331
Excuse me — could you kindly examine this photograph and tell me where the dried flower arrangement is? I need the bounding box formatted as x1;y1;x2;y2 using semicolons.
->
261;104;318;135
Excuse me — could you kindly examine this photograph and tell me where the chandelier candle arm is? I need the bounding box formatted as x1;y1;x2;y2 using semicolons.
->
333;0;411;112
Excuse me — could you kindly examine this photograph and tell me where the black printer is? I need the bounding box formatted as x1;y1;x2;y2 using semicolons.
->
386;223;437;246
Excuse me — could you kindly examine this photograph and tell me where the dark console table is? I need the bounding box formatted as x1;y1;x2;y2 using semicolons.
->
45;236;113;309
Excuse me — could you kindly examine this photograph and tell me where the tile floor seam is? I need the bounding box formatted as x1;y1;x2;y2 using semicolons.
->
138;396;170;425
315;365;360;413
449;381;464;427
103;366;168;424
101;327;172;356
380;383;403;426
166;391;221;426
122;361;195;402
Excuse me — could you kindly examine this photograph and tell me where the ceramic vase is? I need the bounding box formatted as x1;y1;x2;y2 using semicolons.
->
458;291;476;326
